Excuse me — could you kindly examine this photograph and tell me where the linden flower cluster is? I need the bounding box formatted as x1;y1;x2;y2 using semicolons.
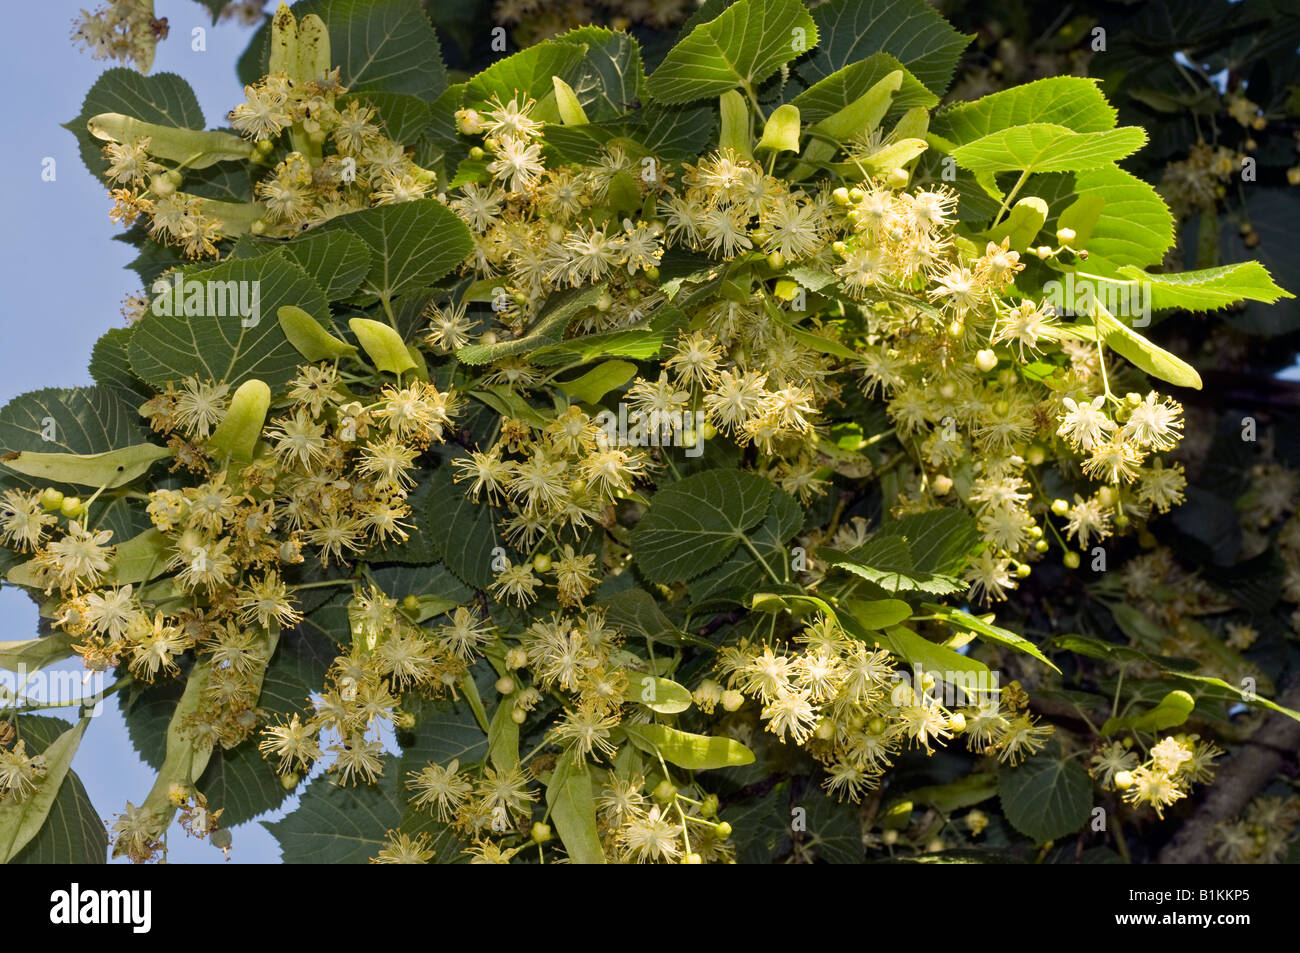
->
0;364;460;860
448;405;649;610
442;99;1189;607
1212;795;1300;864
0;737;48;803
393;607;739;864
103;65;439;259
71;0;162;73
259;586;494;794
706;614;1052;802
1091;733;1222;818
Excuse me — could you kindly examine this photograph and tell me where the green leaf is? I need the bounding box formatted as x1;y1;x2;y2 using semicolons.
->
105;529;171;585
791;54;937;127
883;508;981;575
1;443;170;490
923;604;1061;673
931;77;1117;146
689;486;802;604
0;632;77;672
6;716;106;864
552;26;646;122
128;252;328;391
342;91;433;144
631;470;774;584
646;0;818;105
331;200;472;304
427;467;503;590
487;697;520;772
1029;167;1173;271
349;318;417;376
951;124;1146;175
624;724;755;771
843;598;911;629
757;103;801;154
898;773;999;814
624;674;694;714
207;379;271;464
553;77;589;126
0;717;90;863
719;90;753;160
791;69;902;180
821;538;961;595
1102;690;1195;736
266;772;406;863
89;328;151;407
555;361;637;404
546;752;606;864
86;113;250;170
882;625;991;690
274;230;373;301
1093;302;1202;389
464;40;588;109
456;286;603;365
803;0;970;95
0;386;150;463
1114;263;1292;312
398;692;488;769
985;197;1049;251
65;68;205;181
998;749;1092;844
598;587;705;648
277;305;358;362
302;0;447;100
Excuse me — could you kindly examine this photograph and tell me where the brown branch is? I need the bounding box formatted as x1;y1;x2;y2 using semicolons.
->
1158;674;1300;864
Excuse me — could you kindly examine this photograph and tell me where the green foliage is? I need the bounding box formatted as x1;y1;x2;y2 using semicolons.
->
11;0;1297;868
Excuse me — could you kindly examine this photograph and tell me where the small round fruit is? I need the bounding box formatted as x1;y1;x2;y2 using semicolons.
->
495;675;516;695
1113;770;1135;790
975;349;998;373
401;595;420;611
531;822;553;844
1063;551;1081;569
510;708;527;724
532;552;552;573
720;689;744;712
1051;499;1070;516
1034;539;1049;553
281;772;299;790
60;496;84;519
653;779;677;803
40;488;64;511
684;852;703;864
715;821;732;839
1015;563;1031;579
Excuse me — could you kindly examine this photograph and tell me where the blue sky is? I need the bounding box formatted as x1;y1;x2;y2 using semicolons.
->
0;1;283;864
